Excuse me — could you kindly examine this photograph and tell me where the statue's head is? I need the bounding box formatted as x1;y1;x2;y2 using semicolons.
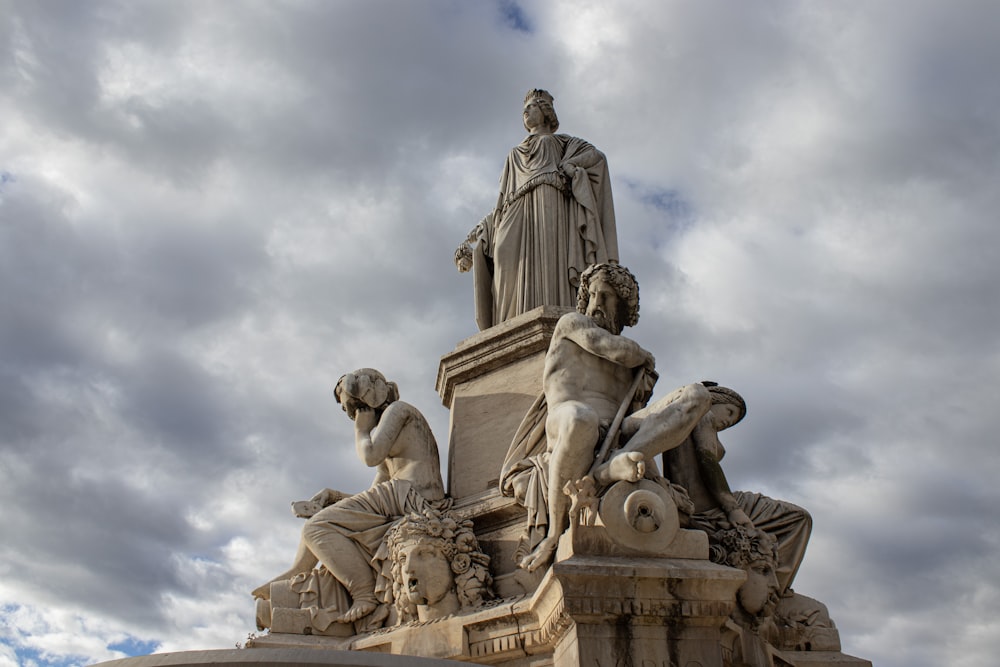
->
386;509;493;623
523;88;559;133
577;263;640;334
334;368;400;419
702;382;747;431
709;525;780;623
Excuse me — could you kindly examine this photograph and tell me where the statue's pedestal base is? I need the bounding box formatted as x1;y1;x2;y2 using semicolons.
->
437;306;569;499
240;309;873;667
781;653;872;667
253;554;746;667
249;559;872;666
89;648;465;666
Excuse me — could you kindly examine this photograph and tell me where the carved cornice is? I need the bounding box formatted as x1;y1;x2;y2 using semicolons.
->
436;306;570;405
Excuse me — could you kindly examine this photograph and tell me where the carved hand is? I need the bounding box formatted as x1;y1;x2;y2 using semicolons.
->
727;507;754;530
454;243;473;273
354;407;378;433
311;488;347;507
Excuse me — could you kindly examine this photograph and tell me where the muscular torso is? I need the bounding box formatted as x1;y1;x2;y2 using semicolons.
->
543;313;646;420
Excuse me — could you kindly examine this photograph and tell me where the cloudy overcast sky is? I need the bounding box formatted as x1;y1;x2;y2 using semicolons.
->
2;1;998;666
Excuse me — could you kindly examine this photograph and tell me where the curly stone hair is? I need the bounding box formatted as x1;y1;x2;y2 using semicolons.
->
385;509;494;622
576;263;640;328
708;524;777;571
333;368;400;411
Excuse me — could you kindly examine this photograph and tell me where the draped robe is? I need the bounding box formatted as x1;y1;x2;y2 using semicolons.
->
474;133;618;330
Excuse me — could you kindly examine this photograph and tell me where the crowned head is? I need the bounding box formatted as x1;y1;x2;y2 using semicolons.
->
523;88;559;133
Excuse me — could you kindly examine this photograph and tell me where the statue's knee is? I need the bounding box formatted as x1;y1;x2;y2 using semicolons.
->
302;516;327;545
551;402;599;437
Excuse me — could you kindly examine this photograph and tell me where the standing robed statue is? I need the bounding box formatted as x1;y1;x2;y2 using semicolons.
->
456;89;618;330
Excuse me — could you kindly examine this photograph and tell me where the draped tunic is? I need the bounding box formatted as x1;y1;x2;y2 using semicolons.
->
474;133;618;330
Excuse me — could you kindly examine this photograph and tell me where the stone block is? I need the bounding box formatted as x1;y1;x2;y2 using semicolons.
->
780;652;873;667
437;306;569;499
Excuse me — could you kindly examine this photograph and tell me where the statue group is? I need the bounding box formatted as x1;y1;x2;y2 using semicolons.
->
251;90;867;667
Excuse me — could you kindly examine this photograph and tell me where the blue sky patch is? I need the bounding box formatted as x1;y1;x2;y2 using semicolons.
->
625;180;695;232
498;1;532;33
107;637;160;657
12;644;83;667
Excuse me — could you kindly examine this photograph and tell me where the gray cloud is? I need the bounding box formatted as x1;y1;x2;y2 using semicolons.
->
2;2;998;666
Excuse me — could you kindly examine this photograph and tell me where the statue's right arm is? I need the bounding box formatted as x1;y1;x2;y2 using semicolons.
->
361;403;409;464
354;407;393;467
310;488;348;507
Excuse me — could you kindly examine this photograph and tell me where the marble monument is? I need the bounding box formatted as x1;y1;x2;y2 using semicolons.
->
244;89;871;667
92;89;872;667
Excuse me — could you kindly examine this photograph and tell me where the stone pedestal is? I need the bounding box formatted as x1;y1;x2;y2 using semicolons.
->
90;648;467;666
254;554;746;667
239;307;874;667
546;556;745;667
437;306;570;499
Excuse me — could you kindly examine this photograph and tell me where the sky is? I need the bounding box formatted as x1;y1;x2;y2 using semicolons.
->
1;1;999;666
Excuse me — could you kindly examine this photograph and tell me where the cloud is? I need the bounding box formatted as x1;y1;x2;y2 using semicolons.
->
2;2;999;666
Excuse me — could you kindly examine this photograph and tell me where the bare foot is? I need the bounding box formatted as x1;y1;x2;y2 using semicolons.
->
355;603;389;632
337;599;377;623
519;536;559;572
595;451;645;485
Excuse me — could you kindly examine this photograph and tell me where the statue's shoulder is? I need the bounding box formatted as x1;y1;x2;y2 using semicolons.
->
559;133;597;150
381;400;418;420
555;311;591;333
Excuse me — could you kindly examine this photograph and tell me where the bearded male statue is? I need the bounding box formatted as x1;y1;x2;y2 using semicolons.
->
500;263;712;572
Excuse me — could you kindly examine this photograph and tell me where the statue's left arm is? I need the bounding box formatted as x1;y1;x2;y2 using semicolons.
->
558;136;603;173
558;136;619;263
692;426;753;529
354;404;409;468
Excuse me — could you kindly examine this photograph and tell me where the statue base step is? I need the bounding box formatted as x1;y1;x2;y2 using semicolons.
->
250;554;746;667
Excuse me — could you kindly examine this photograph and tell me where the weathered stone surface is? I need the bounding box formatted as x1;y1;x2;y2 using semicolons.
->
256;554;744;667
